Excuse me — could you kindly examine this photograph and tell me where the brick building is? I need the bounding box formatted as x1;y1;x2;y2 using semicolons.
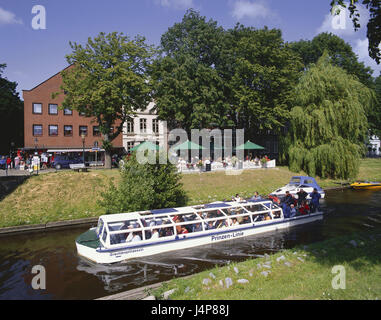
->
22;65;124;164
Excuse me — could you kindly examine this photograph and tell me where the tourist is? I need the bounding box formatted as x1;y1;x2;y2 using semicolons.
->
296;189;308;207
151;229;159;239
298;201;310;215
251;191;262;201
131;232;142;242
310;188;321;213
290;204;297;217
283;191;295;206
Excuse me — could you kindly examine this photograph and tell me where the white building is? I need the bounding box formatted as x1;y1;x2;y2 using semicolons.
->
368;135;380;156
122;102;166;153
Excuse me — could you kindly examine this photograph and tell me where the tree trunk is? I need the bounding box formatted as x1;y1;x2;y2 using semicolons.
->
104;151;112;169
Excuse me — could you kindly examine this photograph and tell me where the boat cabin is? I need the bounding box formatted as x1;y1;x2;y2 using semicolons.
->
95;200;283;249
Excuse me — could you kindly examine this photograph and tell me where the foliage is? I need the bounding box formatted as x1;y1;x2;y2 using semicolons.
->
151;10;232;132
99;152;188;214
330;0;381;64
0;64;23;154
369;75;381;137
151;10;302;138
55;32;155;167
281;53;374;179
290;32;374;88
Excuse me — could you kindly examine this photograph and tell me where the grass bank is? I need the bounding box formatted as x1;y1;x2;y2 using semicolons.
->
0;158;380;228
151;228;381;300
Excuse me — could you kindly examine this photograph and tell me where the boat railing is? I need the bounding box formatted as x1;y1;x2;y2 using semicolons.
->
102;201;284;247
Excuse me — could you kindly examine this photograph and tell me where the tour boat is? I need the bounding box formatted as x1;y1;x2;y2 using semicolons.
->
76;199;324;264
350;181;381;190
270;176;325;199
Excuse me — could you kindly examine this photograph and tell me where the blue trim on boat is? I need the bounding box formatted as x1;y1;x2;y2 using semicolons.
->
151;208;179;214
95;212;323;254
204;202;231;208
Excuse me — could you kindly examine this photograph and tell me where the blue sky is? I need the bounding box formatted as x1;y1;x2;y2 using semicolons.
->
1;0;380;98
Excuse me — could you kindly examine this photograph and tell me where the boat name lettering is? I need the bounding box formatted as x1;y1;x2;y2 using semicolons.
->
211;231;244;242
110;248;144;256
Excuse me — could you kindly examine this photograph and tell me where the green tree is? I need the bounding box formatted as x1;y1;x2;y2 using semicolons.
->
151;10;232;132
99;152;188;214
370;75;381;137
226;25;303;136
290;32;374;88
281;53;375;179
330;0;380;64
0;64;23;154
56;32;155;168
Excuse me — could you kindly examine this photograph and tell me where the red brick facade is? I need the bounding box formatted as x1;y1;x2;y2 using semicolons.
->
22;66;123;151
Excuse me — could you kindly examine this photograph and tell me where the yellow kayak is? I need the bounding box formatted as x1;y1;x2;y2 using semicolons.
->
350;181;381;190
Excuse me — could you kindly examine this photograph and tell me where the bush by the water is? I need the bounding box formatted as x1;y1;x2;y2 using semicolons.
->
99;152;188;214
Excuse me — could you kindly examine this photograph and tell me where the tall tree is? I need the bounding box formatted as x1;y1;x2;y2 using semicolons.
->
0;64;23;154
290;32;374;88
151;9;232;133
281;53;375;179
370;75;381;137
56;32;155;168
330;0;381;64
226;25;303;137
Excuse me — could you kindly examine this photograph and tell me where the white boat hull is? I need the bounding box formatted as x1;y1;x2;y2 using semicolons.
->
76;212;323;264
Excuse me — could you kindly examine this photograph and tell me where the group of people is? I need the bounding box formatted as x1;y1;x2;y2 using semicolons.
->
273;188;321;218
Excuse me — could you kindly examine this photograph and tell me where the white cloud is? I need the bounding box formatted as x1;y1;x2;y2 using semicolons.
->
0;7;22;25
353;38;381;76
316;2;369;37
155;0;195;10
231;0;273;20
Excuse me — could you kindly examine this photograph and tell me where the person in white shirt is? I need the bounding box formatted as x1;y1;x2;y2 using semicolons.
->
131;232;142;242
151;229;159;239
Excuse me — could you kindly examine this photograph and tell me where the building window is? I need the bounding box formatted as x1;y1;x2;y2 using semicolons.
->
64;107;73;115
48;104;58;115
79;126;88;136
127;118;134;133
49;125;58;136
152;119;159;134
33;124;43;136
127;142;134;153
64;125;73;136
140;118;147;133
93;126;101;136
33;103;42;114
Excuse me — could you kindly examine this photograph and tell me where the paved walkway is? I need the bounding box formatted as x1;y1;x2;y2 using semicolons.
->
0;168;57;177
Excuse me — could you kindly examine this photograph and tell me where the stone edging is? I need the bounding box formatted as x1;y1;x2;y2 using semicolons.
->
0;217;98;236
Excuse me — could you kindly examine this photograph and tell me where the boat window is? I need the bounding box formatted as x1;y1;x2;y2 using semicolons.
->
145;225;175;240
96;219;104;237
102;229;108;243
290;177;301;184
171;212;200;223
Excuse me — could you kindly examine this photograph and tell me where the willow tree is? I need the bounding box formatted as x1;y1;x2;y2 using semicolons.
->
281;53;375;179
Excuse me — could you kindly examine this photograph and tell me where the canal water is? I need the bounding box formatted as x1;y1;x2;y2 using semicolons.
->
0;189;380;300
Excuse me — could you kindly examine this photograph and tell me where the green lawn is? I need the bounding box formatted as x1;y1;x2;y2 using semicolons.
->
0;158;380;228
152;229;381;300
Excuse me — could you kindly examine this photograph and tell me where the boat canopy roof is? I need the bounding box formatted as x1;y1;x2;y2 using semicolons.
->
289;176;323;191
98;200;275;223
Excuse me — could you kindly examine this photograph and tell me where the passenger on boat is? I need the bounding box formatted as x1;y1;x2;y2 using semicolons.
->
151;229;160;239
283;191;295;206
264;214;271;221
231;217;240;226
298;201;310;215
282;202;291;218
206;221;216;230
251;192;262;201
131;232;142;242
296;189;308;207
290;204;297;217
193;223;203;232
310;188;321;213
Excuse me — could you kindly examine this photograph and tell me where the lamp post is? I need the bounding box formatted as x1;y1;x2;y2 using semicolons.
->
34;137;38;154
81;133;86;165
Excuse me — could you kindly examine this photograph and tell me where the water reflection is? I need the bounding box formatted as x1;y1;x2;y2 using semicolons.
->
0;189;380;300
